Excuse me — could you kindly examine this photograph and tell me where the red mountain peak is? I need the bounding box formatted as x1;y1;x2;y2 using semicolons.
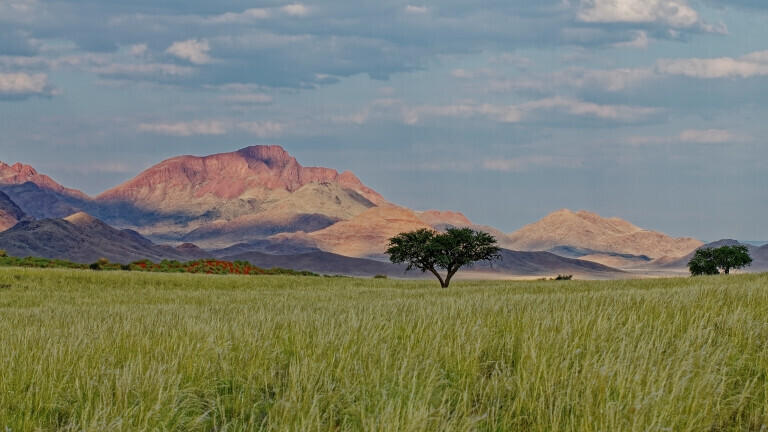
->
96;145;388;209
0;160;88;199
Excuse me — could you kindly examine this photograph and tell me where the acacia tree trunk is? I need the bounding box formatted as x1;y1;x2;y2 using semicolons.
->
428;267;447;288
443;269;459;288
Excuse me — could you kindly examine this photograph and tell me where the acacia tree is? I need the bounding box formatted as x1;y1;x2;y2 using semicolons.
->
386;227;502;288
688;245;752;276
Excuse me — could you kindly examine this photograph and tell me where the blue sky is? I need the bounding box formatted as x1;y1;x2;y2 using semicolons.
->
1;0;767;240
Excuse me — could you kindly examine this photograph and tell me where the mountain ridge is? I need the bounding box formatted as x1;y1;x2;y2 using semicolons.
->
0;148;713;276
507;208;703;260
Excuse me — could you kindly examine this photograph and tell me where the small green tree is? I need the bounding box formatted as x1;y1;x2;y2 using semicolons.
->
386;227;502;288
688;245;752;276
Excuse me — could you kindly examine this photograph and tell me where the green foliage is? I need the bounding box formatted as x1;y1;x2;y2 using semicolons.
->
373;274;387;279
386;227;502;288
689;245;753;276
555;274;573;280
0;269;767;430
0;249;6;258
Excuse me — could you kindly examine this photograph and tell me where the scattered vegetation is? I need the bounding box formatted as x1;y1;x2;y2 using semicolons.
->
554;274;573;280
130;259;317;276
373;273;388;279
0;254;318;277
0;268;766;430
689;245;752;276
386;227;501;287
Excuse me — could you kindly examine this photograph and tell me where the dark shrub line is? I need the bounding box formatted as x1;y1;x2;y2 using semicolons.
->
0;252;318;277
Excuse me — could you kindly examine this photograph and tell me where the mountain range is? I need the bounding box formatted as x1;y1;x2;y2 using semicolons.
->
1;145;759;277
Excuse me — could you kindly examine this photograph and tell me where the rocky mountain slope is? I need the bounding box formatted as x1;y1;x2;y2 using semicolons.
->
0;191;27;232
0;162;87;218
92;145;389;241
305;206;436;258
507;209;703;260
0;212;196;263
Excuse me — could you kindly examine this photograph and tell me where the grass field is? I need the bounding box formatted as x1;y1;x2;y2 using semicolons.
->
1;268;767;431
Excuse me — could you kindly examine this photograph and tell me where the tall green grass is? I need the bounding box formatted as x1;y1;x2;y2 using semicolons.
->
1;268;766;431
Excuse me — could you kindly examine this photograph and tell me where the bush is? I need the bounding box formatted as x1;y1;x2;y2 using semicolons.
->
555;274;573;280
373;274;388;279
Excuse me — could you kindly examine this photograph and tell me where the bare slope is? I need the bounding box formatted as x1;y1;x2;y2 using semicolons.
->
0;190;26;232
508;209;702;259
0;212;196;263
307;206;435;258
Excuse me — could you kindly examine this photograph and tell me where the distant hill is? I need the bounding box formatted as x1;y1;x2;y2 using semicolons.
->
0;161;88;218
0;191;26;232
305;206;435;259
508;209;702;260
225;247;622;279
0;212;197;264
467;249;623;279
223;250;418;278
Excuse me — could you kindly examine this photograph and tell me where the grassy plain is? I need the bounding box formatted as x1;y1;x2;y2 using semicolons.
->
1;268;767;431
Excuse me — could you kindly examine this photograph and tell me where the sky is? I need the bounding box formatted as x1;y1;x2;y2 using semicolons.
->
1;0;767;240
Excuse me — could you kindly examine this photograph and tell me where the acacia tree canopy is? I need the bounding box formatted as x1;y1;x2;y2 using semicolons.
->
688;245;752;276
386;227;502;288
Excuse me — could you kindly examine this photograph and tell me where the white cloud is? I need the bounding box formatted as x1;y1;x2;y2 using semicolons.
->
138;120;227;136
405;5;429;14
331;108;371;125
166;39;212;65
459;67;655;95
626;129;746;145
0;72;58;97
209;8;270;23
524;97;658;120
403;97;658;124
219;93;274;104
129;43;148;57
483;155;583;172
377;86;396;95
419;160;474;172
613;30;650;49
656;51;768;78
0;0;41;23
489;53;534;67
237;121;285;137
206;4;307;23
678;129;741;144
92;63;194;78
282;4;310;17
450;68;499;80
577;0;712;30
